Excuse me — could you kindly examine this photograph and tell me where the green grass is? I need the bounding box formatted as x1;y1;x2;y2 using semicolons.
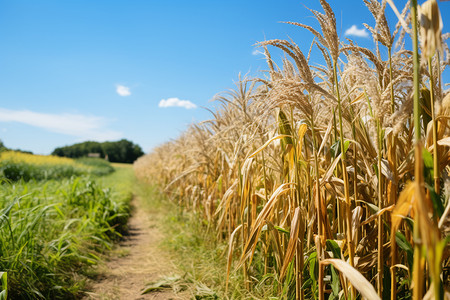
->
0;160;87;181
0;155;116;182
136;183;270;300
0;166;134;299
97;163;134;204
76;157;115;176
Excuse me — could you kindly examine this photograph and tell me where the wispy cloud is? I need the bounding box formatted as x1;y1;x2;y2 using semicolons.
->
116;84;131;96
252;49;262;56
345;25;369;38
0;108;122;141
158;97;197;109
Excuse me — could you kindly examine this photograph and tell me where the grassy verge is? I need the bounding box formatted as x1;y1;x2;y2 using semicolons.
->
0;161;134;299
96;163;134;209
136;183;270;300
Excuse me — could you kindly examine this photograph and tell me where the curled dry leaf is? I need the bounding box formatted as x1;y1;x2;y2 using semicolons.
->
280;207;303;279
226;224;242;292
321;259;380;300
418;0;443;58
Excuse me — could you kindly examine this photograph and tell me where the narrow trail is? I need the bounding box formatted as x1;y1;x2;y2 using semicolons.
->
84;196;190;300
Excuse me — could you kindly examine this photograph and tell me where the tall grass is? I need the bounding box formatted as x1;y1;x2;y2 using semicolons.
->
135;0;449;298
0;163;131;298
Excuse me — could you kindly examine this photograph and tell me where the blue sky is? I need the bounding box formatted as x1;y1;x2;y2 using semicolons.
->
0;0;449;154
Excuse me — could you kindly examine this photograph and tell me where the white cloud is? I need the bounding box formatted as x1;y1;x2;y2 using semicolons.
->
116;85;131;96
345;25;369;38
158;97;197;109
0;108;122;141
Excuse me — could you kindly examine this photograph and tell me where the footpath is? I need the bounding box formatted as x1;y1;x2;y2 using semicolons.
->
84;195;190;300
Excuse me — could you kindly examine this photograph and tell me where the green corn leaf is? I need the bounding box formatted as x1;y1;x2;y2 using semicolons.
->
326;239;342;259
274;225;290;236
395;231;413;270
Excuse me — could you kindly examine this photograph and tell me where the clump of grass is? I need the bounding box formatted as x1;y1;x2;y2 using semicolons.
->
0;169;131;298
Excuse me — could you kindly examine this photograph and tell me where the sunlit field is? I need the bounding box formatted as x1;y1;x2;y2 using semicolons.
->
0;0;448;299
0;152;132;298
0;151;115;181
135;0;450;299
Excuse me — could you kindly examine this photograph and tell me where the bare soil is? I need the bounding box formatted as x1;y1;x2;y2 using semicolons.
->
84;196;190;300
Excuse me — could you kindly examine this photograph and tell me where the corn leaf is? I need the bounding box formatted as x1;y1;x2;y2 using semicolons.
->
321;259;380;300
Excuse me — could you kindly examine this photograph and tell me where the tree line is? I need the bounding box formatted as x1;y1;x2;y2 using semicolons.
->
0;139;33;154
52;139;144;163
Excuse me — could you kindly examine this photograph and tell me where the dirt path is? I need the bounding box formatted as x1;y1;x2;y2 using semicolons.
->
84;196;190;300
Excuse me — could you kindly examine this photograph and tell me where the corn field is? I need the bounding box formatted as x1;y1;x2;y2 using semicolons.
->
135;0;450;298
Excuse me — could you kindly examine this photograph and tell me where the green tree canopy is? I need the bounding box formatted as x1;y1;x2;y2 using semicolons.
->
52;139;144;163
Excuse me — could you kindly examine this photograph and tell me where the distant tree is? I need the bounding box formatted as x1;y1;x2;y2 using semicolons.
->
52;139;144;163
52;141;103;158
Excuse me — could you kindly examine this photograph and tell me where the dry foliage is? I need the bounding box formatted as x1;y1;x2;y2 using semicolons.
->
135;0;450;298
